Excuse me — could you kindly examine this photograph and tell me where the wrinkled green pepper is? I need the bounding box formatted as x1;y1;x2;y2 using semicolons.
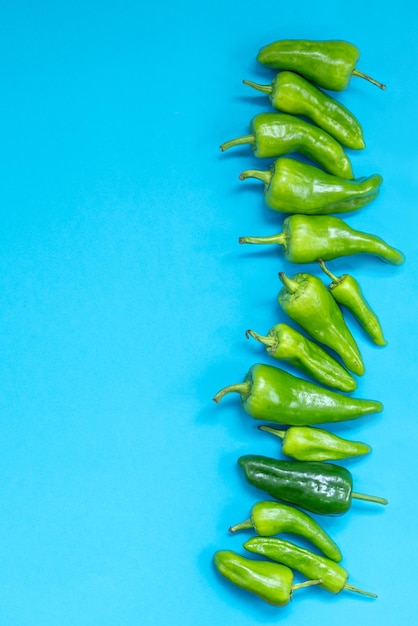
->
243;71;365;149
256;39;386;91
239;157;382;215
244;537;377;597
212;363;382;425
258;424;371;462
319;259;387;346
239;213;405;266
238;455;388;515
213;549;321;606
278;271;364;375
220;112;354;178
229;500;342;562
245;324;356;392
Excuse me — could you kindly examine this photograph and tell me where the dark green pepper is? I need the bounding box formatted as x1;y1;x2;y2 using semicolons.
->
245;324;357;392
244;537;377;597
213;549;321;606
278;271;364;375
243;71;365;149
220;112;354;178
212;363;382;425
229;500;342;562
239;157;382;215
238;455;388;515
239;213;406;266
256;40;386;91
319;259;387;346
258;424;372;462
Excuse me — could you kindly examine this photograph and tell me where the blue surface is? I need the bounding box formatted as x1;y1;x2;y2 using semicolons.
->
0;1;417;624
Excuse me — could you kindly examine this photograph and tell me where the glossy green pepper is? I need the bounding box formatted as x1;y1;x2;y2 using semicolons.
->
319;259;387;346
239;157;382;215
243;71;365;149
244;537;377;597
220;112;354;178
256;40;386;91
239;213;406;266
212;363;382;425
238;455;388;515
229;500;342;562
258;424;371;462
245;324;357;392
213;550;321;606
278;271;364;375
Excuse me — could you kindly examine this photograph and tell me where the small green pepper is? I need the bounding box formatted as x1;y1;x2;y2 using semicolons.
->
256;40;386;91
245;324;357;392
229;500;342;562
278;271;364;375
213;549;321;606
258;424;372;462
220;112;354;178
213;363;382;426
319;259;387;346
238;455;388;515
239;157;382;215
244;537;377;597
243;71;365;149
239;213;406;266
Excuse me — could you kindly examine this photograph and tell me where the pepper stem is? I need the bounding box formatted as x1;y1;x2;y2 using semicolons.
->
352;68;386;90
242;78;272;95
212;381;251;404
245;329;277;349
318;259;342;285
344;583;378;598
258;424;286;440
220;134;255;152
278;271;299;294
239;233;286;246
228;519;253;533
239;168;271;185
351;491;388;506
292;579;323;592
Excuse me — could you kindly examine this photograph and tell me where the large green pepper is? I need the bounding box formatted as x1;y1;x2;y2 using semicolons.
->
229;500;342;562
278;271;364;375
256;39;386;91
239;213;405;266
238;455;388;515
220;112;354;178
239;157;382;215
243;71;365;149
212;363;382;425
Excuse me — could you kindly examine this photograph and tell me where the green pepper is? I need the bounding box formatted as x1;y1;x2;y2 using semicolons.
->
238;455;388;515
239;157;382;215
239;213;406;266
213;550;321;606
319;259;387;346
229;500;342;562
243;71;365;149
256;40;386;91
244;537;377;597
258;424;372;462
278;271;364;375
212;363;382;425
220;112;354;178
245;324;357;392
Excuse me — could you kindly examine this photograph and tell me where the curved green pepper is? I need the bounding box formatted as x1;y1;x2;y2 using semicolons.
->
256;40;386;91
243;71;365;149
239;157;382;215
245;324;357;392
220;112;354;178
244;537;377;597
319;259;387;346
213;549;321;606
258;424;371;462
212;363;382;425
229;500;342;562
278;271;364;375
239;213;405;266
238;455;388;515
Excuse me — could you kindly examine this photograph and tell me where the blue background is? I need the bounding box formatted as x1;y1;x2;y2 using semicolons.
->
0;1;417;624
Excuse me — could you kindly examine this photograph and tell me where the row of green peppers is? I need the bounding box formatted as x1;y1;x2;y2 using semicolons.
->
212;38;397;609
